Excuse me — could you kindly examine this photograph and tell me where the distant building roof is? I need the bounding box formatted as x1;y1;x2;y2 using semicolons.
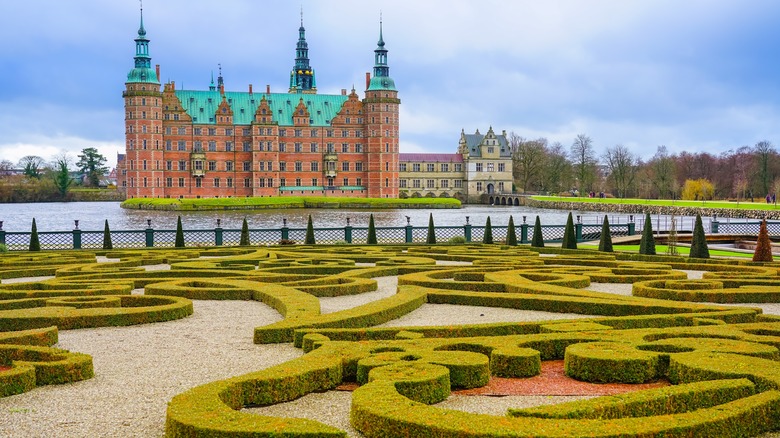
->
464;132;511;158
399;153;463;162
117;154;126;162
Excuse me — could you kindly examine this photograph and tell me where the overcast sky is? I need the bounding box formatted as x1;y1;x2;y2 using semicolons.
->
2;0;780;168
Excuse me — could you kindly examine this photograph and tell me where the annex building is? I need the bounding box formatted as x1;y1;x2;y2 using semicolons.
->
119;10;399;199
398;127;513;203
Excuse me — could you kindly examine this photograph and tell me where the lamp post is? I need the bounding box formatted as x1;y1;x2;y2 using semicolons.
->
406;216;411;226
346;217;350;226
522;216;527;223
465;216;469;224
74;220;79;229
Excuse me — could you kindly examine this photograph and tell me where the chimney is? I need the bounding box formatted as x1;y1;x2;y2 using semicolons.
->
219;84;224;95
365;72;371;91
266;84;270;95
249;84;253;94
341;89;347;96
155;64;160;81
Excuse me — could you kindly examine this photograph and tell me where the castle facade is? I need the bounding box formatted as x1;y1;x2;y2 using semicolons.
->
119;10;399;199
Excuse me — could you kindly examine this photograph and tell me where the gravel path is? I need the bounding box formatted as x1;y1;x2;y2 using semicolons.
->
319;277;398;314
378;303;594;327
0;299;301;438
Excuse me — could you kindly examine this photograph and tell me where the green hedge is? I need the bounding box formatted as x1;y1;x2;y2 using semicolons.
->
0;344;93;397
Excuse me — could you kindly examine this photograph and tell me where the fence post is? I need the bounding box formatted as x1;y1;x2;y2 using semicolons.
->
575;222;583;242
520;223;528;244
405;225;413;243
215;225;223;246
73;229;82;250
627;221;635;236
281;218;289;241
344;224;352;244
0;221;5;246
145;225;154;247
464;223;472;242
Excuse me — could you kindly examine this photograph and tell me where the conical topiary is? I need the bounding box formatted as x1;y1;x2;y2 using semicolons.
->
598;215;613;252
639;212;656;255
102;219;113;250
531;216;545;247
561;212;577;249
426;213;436;244
239;218;250;246
305;215;316;245
753;219;773;262
483;216;494;244
367;214;378;244
506;215;517;246
29;218;40;251
175;216;185;248
689;213;709;259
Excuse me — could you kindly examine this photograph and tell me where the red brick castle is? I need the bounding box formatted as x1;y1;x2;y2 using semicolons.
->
119;9;399;199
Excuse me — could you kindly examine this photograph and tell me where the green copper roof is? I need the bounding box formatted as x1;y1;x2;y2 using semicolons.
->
367;76;397;91
127;67;159;84
174;90;348;126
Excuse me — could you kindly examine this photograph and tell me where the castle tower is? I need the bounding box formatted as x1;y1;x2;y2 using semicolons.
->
363;18;400;198
289;11;317;94
122;5;163;198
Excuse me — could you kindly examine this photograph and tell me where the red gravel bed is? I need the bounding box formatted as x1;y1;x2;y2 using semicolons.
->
336;361;670;396
454;361;669;396
0;365;12;372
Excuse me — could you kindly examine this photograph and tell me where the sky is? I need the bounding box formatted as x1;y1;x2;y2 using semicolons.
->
2;0;780;169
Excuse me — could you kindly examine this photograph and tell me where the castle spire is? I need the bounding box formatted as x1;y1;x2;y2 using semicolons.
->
209;71;215;91
126;0;159;84
367;15;396;91
289;9;316;93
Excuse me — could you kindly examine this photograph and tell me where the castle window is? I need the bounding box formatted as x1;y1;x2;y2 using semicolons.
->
178;127;186;135
413;179;421;188
346;117;351;124
356;178;362;186
310;143;318;153
295;178;301;187
244;178;251;188
166;177;173;187
242;141;251;151
243;161;251;171
178;141;186;151
295;143;302;152
208;98;212;103
208;161;216;171
194;127;202;135
476;163;483;172
412;164;421;172
194;161;203;171
243;128;250;136
326;130;333;137
226;128;233;136
193;141;202;152
355;144;363;153
294;129;302;137
209;117;214;122
427;164;435;172
487;163;494;172
477;182;483;191
311;162;319;172
226;178;233;188
386;162;389;171
208;141;216;152
226;141;233;152
165;141;172;151
279;162;287;171
355;162;364;171
342;162;350;172
311;129;318;137
279;143;286;152
259;162;265;171
142;160;147;170
214;178;220;188
455;164;463;172
399;179;407;188
488;146;494;154
312;178;318;186
399;163;407;172
441;164;449;172
455;179;463;188
208;128;216;136
498;163;505;172
142;139;147;150
341;143;348;153
195;178;202;188
178;177;185;187
166;161;172;171
295;162;302;172
442;180;449;188
179;160;187;170
279;129;286;136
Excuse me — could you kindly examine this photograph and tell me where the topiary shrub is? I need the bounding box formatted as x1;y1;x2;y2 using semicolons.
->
447;236;466;244
102;220;113;250
561;212;577;249
426;213;436;244
531;216;544;248
305;215;316;245
278;239;296;245
367;214;378;245
639;212;656;255
598;215;613;252
0;244;7;253
483;216;494;244
506;215;517;246
29;218;40;252
689;213;709;259
175;216;185;248
239;218;250;246
753;219;773;262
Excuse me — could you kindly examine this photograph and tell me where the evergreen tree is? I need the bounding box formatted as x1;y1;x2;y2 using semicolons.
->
639;212;656;255
305;215;316;245
102;220;113;250
29;218;40;251
175;216;185;248
598;215;613;252
483;216;494;244
239;218;250;246
689;213;710;259
426;213;437;244
531;216;545;247
561;212;577;249
753;219;774;262
506;215;517;246
367;214;378;244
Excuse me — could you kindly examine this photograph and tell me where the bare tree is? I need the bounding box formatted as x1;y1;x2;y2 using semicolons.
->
0;160;14;177
18;155;46;179
649;146;676;199
603;144;638;198
570;134;596;195
754;140;775;196
543;142;572;194
510;133;547;193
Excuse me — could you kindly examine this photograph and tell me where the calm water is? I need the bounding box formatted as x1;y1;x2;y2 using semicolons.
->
0;202;635;232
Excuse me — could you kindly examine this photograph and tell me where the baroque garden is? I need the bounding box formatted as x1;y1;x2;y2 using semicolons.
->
1;237;780;437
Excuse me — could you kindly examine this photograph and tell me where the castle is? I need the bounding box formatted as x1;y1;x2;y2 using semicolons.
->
119;9;399;199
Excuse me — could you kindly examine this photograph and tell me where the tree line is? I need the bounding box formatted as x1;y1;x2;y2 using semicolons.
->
0;148;109;202
510;133;779;201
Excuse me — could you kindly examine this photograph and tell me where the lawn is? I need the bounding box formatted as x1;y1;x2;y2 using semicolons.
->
122;196;462;210
531;195;780;211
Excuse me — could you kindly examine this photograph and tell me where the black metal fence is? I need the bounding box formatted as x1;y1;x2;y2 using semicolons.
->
0;220;636;251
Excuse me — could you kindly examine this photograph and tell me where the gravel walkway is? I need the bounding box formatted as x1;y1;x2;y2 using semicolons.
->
378;304;594;327
0;299;301;438
319;277;398;314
